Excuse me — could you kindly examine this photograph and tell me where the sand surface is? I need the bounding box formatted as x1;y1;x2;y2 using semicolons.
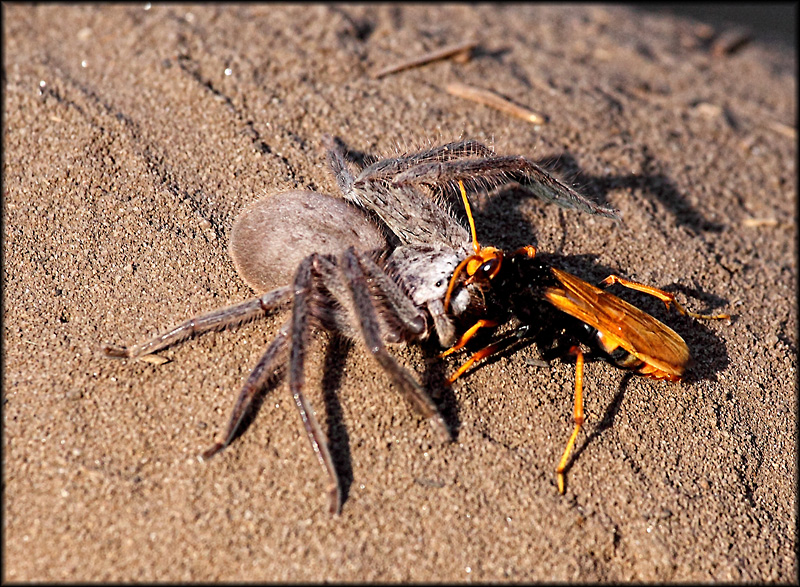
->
3;4;796;582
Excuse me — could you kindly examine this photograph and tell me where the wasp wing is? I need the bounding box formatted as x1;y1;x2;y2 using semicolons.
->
543;267;690;378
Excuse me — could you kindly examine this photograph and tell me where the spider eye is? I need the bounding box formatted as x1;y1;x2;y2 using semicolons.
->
435;279;443;288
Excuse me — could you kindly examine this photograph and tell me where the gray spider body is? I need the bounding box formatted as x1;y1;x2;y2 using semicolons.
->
230;188;473;347
105;135;618;513
229;189;388;293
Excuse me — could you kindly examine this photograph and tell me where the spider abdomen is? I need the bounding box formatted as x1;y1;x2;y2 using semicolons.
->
229;190;387;293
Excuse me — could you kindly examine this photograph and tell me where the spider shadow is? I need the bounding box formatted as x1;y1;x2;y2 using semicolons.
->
315;334;462;508
320;335;354;505
535;151;725;235
421;338;463;437
215;333;357;506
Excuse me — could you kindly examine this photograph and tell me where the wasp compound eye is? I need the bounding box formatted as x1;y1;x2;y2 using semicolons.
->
479;253;503;281
481;257;499;277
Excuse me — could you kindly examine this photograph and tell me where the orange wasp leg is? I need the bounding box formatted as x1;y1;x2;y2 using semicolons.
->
446;340;508;385
556;346;585;494
439;319;499;358
513;244;537;259
600;275;730;321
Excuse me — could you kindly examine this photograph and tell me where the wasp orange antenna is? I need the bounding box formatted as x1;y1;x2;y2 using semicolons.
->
459;180;481;255
444;181;479;311
443;181;505;312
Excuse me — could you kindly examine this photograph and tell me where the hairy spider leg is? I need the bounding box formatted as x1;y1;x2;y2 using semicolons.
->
393;154;532;185
323;134;356;195
105;280;296;471
324;134;498;191
264;247;447;514
391;154;619;221
355;139;498;182
104;286;292;359
288;255;342;514
600;275;730;321
341;248;452;443
356;252;428;340
201;321;290;460
282;247;453;513
556;346;586;494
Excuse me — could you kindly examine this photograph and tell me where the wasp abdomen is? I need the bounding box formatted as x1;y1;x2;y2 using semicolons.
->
595;329;683;381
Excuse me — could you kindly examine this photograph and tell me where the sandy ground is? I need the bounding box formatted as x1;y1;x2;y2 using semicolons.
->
3;4;796;582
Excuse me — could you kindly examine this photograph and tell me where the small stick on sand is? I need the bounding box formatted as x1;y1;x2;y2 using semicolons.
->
742;217;780;228
765;120;796;139
138;354;170;366
710;29;752;57
446;82;546;124
371;40;478;79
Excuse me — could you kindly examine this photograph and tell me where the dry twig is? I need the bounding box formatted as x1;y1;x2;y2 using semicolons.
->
372;40;478;79
445;82;546;124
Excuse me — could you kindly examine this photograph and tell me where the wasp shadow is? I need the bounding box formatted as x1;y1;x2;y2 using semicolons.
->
558;372;634;490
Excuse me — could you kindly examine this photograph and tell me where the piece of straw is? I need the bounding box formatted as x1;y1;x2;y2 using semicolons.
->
445;82;546;124
372;40;478;79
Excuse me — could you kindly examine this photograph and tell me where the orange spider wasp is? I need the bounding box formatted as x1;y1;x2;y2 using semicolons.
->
442;181;729;493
